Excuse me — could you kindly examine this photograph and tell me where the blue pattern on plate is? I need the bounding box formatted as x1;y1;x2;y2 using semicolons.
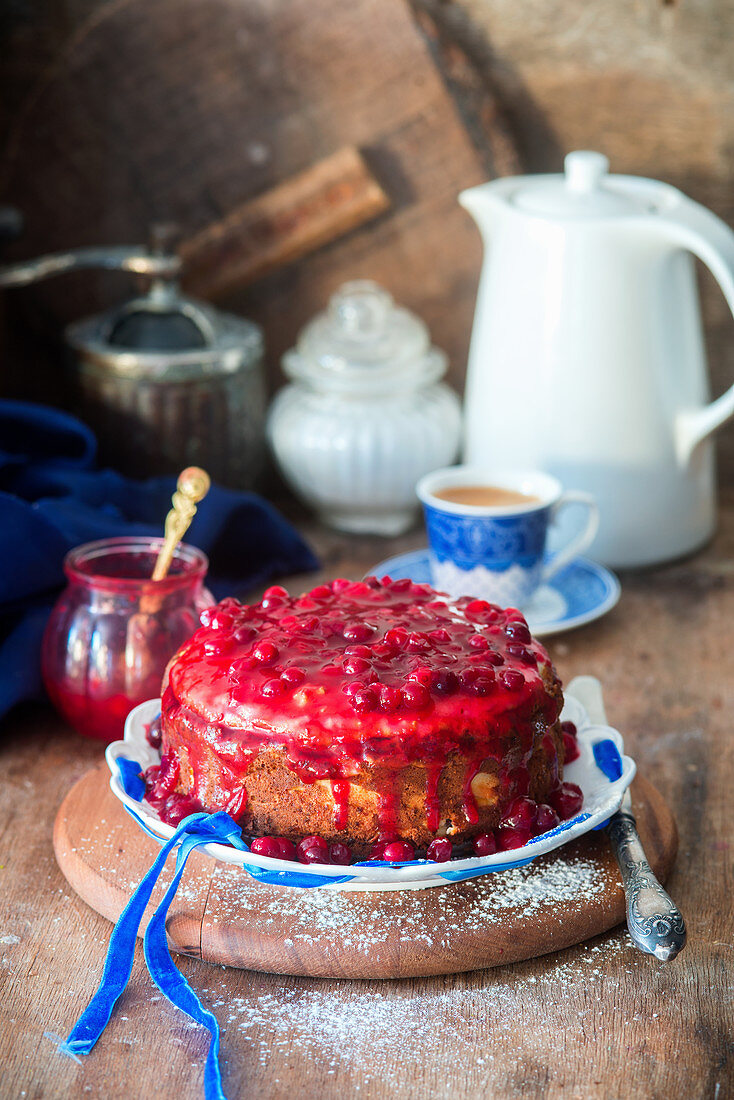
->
593;739;623;781
116;756;146;801
439;856;536;882
371;548;620;636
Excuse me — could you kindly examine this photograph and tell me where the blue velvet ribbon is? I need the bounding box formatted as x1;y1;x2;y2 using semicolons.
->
52;810;247;1100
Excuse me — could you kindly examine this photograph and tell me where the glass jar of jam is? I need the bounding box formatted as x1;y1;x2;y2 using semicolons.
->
41;536;214;742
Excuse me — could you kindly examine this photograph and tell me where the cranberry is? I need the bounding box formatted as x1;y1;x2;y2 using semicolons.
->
344;644;371;658
382;841;414;862
406;632;431;652
563;731;581;763
145;717;162;750
348;582;373;598
496;822;534;850
251;836;285;859
155;754;180;798
465;599;491;617
535;804;560;834
505;621;531;643
295;596;317;610
469;634;489;650
263;585;288;600
561;720;578;739
473;832;497;857
253;640;279;666
500;669;525;691
261;678;285;699
329;842;352;865
427;838;453;862
369;841;388;859
297;836;331;864
343;622;374;642
390;578;412;592
378;685;402;713
343;656;370;675
549;782;584;820
203;637;232;656
342;680;364;698
163;793;202;826
506;643;537;666
229;656;255;681
401;681;431;710
432;669;458;695
459;668;495;695
429;628;451;644
485;651;505;666
350;686;378;713
261;593;286;610
210;610;235;631
407;665;434;686
275;837;297;860
295;615;319;634
467;673;495;696
320;663;342;677
331;578;351;592
281;666;306;687
233;625;256;645
252;836;297;860
384;627;409;648
364;575;381;589
310;584;333;600
501;796;538;831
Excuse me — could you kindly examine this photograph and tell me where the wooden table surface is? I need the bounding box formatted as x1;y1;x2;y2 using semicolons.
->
1;501;733;1100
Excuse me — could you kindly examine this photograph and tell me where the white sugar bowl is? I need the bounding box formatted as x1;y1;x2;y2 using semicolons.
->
267;280;461;535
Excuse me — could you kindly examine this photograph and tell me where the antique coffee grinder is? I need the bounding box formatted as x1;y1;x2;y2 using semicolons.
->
0;229;265;488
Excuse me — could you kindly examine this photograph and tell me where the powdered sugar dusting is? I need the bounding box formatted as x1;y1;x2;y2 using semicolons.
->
207;852;610;955
196;934;636;1087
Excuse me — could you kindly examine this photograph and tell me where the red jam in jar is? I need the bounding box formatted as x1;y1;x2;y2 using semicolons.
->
41;536;213;742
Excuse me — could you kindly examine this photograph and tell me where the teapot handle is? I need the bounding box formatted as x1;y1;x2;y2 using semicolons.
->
653;200;734;467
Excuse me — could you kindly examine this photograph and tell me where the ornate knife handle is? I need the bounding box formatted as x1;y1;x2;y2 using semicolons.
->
608;811;687;961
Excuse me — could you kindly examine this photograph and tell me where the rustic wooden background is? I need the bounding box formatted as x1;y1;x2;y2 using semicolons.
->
1;0;733;471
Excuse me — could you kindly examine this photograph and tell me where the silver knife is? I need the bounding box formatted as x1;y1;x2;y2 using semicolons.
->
567;675;687;961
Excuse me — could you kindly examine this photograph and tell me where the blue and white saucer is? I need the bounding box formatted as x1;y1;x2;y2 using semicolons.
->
371;549;620;637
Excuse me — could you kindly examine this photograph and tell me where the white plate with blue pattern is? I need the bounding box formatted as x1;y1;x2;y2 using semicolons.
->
105;679;635;891
371;549;621;637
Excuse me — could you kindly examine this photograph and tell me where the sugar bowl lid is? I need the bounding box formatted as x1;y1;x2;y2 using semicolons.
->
282;280;446;392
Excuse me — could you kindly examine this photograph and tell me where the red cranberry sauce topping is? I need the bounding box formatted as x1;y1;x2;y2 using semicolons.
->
159;579;560;836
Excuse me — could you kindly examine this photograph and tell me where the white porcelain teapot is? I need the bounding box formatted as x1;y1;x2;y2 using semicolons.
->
460;151;734;567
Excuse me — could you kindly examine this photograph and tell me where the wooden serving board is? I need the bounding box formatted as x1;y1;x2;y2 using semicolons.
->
53;767;678;979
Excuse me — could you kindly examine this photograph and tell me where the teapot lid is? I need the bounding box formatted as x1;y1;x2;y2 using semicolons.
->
283;280;446;391
513;151;650;218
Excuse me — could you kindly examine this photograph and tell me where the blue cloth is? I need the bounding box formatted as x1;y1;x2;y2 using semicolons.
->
0;399;318;720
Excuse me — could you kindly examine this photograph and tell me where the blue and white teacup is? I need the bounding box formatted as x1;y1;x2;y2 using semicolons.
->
416;467;599;606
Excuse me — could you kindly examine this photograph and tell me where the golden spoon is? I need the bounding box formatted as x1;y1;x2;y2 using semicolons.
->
152;466;211;581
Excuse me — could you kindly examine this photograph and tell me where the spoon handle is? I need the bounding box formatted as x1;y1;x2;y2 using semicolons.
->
152;467;211;581
607;804;687;961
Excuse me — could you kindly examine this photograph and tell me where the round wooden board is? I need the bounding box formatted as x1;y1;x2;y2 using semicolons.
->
53;767;677;979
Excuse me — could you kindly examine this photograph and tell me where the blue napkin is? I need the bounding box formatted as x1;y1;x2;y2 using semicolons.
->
0;399;318;720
